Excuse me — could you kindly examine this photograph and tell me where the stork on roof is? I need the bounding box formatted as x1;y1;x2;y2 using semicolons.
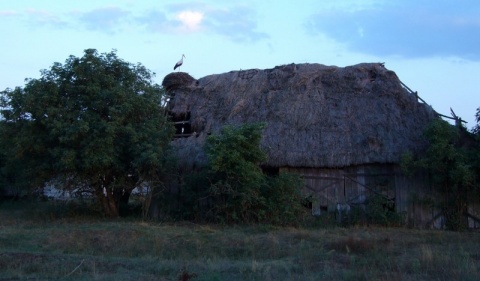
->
174;54;185;71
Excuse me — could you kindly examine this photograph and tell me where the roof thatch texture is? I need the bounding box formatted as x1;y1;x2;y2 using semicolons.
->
164;63;436;170
162;72;197;92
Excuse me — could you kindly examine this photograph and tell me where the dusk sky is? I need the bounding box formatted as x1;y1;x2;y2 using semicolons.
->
1;0;479;128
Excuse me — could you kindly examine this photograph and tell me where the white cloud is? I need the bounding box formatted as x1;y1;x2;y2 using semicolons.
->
136;4;267;42
176;10;203;31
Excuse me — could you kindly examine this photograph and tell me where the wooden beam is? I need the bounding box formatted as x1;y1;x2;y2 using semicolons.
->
399;81;415;94
436;113;467;123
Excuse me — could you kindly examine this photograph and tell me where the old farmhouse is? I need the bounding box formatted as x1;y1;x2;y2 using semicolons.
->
162;62;478;228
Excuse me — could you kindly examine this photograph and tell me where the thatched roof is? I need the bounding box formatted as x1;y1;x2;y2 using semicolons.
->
162;72;197;92
164;63;436;170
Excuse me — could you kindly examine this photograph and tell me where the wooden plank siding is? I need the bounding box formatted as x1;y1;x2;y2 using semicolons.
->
282;164;480;229
283;164;395;207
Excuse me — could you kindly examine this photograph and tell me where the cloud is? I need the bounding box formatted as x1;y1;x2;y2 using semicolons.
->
24;8;69;28
176;10;204;31
136;10;170;33
204;6;268;42
10;3;268;43
307;0;480;60
137;3;268;42
136;8;202;34
76;7;130;34
4;6;129;33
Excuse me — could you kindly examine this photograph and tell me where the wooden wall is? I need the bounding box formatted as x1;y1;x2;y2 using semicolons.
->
283;164;480;229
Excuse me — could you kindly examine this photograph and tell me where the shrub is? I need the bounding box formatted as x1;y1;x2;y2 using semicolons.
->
263;173;305;226
365;194;405;226
401;119;478;230
165;123;306;225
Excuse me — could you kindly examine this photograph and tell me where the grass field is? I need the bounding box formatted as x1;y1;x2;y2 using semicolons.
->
0;201;479;280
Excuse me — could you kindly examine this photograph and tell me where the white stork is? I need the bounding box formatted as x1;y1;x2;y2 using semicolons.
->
174;54;185;71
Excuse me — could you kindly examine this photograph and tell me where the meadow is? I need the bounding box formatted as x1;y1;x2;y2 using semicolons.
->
0;201;479;280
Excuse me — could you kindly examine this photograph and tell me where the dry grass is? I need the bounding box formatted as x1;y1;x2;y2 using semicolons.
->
0;201;479;280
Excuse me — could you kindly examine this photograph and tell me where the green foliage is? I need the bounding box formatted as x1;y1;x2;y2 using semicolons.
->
162;123;305;225
365;195;405;226
473;106;480;135
400;151;415;178
206;123;267;186
420;120;474;188
262;173;305;225
204;123;306;225
0;118;52;196
205;123;268;223
0;49;175;216
472;107;480;184
402;118;479;230
0;143;10;198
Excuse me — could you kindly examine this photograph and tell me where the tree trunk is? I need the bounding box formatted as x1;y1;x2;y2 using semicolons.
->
95;187;120;217
115;189;132;217
94;176;135;217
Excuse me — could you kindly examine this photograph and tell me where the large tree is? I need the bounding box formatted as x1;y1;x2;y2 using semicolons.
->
0;49;174;216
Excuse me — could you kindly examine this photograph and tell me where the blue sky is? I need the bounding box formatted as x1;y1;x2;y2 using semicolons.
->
1;0;479;128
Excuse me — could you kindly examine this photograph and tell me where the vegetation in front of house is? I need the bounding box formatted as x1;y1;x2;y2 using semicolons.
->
402;114;480;230
343;194;405;227
0;49;175;217
1;202;479;280
157;123;306;225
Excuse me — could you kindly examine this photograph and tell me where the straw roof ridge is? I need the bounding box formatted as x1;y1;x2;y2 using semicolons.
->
167;62;437;170
162;72;197;92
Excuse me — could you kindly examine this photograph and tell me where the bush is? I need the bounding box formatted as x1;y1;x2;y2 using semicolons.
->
365;195;405;226
160;123;306;225
401;119;478;230
263;173;305;226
